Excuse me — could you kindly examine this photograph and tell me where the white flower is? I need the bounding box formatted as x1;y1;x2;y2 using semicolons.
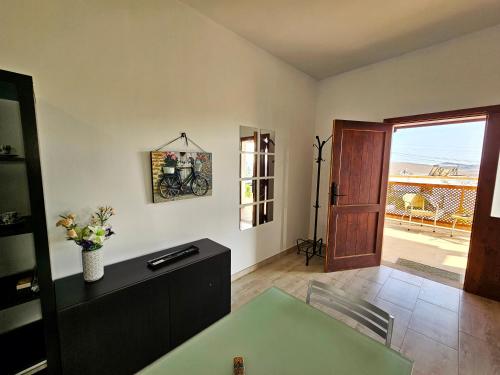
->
85;226;106;245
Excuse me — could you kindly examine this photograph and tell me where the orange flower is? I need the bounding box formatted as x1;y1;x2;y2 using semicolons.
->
56;218;73;228
67;229;77;238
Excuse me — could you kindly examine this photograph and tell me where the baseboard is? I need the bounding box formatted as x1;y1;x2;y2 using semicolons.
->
231;245;297;282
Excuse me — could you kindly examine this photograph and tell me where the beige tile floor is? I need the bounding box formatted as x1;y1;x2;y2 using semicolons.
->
382;219;471;285
231;253;500;375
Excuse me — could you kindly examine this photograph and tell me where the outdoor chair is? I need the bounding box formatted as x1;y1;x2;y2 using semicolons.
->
450;209;474;237
400;193;441;231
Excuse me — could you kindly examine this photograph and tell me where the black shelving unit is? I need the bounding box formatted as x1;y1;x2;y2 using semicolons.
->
0;70;59;374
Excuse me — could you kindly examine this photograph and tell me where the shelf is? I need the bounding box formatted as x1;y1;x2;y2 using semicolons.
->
0;298;42;335
19;360;48;375
0;155;25;162
0;269;38;310
0;289;39;311
0;216;32;237
0;316;46;375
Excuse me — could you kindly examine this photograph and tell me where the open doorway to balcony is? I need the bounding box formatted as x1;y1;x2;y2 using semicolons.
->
382;118;486;287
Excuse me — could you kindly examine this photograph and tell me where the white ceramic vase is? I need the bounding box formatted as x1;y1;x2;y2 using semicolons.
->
82;248;104;282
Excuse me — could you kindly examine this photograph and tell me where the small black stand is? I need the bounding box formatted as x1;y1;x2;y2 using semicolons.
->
297;135;332;266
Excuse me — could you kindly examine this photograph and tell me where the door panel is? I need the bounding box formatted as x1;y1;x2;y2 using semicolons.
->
326;120;392;272
334;212;379;257
338;129;385;205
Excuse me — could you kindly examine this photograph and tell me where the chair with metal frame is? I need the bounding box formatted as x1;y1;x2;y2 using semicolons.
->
400;193;441;232
306;280;394;347
450;209;473;237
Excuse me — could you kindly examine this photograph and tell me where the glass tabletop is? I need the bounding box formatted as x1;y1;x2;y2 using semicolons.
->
139;287;413;375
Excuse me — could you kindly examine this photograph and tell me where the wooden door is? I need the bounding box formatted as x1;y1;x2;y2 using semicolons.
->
325;120;393;272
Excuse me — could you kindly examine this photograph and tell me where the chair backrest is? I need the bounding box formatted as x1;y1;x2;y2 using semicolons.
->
402;193;416;209
455;206;474;216
402;193;425;210
306;280;394;347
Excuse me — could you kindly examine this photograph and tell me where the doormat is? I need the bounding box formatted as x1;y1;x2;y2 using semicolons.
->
396;258;461;281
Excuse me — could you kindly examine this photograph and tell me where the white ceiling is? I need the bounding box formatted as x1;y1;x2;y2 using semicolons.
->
181;0;500;79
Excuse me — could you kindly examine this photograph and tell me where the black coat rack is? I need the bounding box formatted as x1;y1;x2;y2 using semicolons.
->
297;135;332;266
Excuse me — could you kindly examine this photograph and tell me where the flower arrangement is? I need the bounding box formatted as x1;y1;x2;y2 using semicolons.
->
56;206;116;251
195;153;209;162
164;151;177;161
163;151;178;170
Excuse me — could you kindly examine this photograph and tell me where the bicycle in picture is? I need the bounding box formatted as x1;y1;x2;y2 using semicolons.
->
158;156;209;199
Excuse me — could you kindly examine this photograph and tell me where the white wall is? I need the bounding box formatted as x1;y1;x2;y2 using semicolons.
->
311;24;500;240
0;0;317;278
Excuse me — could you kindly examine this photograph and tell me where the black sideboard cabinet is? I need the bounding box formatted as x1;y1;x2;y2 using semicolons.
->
55;238;231;375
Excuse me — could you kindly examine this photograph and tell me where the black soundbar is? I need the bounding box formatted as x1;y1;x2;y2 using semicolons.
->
147;245;200;270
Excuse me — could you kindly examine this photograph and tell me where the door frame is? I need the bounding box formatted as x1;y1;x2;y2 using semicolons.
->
384;104;500;299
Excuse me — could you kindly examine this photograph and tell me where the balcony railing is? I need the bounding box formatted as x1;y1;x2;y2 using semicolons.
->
385;177;477;230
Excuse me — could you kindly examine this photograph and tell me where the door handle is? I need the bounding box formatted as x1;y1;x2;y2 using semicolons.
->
331;182;346;205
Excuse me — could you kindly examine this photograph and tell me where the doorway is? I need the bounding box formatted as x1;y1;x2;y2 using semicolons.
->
382;119;486;287
325;106;500;300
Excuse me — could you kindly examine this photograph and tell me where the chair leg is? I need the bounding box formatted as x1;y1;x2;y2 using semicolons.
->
407;213;412;231
386;315;394;348
306;281;313;304
451;219;457;237
433;216;437;232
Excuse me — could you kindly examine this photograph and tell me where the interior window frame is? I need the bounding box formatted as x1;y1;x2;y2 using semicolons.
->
239;127;275;230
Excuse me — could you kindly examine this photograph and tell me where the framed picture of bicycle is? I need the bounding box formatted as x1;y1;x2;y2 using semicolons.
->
151;151;213;203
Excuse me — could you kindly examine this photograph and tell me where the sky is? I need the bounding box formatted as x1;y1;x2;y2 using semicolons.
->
390;121;486;166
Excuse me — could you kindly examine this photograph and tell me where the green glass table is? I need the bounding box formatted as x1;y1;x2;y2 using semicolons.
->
139;287;413;374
